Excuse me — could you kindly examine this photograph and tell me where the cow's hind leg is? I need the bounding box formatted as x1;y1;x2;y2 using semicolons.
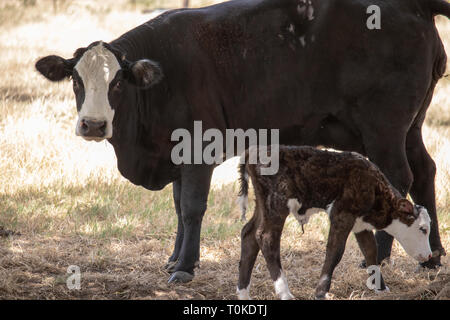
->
165;179;184;273
257;214;294;300
237;215;260;300
406;126;445;268
168;165;214;283
355;230;388;293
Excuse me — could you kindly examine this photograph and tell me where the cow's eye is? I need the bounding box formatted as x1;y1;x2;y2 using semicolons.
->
419;227;427;235
73;79;79;90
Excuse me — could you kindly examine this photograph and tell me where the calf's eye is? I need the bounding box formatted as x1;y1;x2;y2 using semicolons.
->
419;227;427;235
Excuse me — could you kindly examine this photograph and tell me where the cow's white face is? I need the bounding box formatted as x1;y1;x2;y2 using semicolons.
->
73;43;119;141
384;205;432;263
35;41;163;142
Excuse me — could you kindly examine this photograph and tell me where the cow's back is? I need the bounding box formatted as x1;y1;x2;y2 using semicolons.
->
160;0;447;146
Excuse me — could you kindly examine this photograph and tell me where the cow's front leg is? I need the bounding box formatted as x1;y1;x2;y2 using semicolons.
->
165;179;183;273
168;165;214;283
362;132;413;265
355;230;388;293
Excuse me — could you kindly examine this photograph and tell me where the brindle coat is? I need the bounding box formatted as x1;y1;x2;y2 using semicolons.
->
238;146;422;299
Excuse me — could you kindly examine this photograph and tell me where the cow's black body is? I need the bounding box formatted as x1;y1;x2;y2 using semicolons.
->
37;0;449;282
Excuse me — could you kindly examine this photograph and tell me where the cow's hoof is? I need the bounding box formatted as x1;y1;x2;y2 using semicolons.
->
420;250;444;270
164;261;177;273
168;271;194;283
375;286;390;294
359;260;367;269
419;259;442;270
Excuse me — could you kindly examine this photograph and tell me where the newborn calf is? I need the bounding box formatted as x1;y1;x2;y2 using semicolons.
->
237;146;432;300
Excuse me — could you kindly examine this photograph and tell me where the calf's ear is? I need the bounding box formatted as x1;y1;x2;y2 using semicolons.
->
35;55;75;81
127;59;163;89
397;199;414;214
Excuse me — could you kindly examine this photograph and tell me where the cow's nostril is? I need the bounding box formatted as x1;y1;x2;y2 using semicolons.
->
80;119;89;134
81;120;88;130
79;119;107;138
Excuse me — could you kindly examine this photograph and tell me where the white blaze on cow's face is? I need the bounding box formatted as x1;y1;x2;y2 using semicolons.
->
74;43;120;141
383;206;432;263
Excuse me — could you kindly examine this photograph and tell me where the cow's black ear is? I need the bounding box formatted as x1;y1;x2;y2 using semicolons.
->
128;59;163;89
35;55;75;82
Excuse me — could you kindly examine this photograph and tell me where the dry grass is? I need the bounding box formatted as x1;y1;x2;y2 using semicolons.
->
0;2;448;300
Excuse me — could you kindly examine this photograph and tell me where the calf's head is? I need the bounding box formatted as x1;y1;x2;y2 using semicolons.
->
35;41;162;141
383;199;432;263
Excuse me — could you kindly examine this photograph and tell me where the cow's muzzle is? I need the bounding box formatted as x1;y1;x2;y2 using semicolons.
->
78;118;107;140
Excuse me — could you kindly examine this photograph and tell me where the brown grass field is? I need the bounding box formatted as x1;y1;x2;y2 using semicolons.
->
0;0;449;300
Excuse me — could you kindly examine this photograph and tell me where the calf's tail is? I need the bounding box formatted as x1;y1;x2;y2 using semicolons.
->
237;152;249;221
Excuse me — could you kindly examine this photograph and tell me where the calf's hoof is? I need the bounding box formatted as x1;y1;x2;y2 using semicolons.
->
168;271;195;283
280;292;295;300
315;292;333;300
236;287;252;300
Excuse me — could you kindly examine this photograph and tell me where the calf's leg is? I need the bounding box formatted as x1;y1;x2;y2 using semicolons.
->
355;230;388;292
257;215;294;300
315;211;354;299
237;215;260;300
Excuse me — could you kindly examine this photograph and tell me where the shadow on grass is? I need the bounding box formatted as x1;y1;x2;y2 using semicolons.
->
0;178;177;239
0;178;245;240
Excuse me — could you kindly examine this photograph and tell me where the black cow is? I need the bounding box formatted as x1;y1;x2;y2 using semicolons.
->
35;0;449;283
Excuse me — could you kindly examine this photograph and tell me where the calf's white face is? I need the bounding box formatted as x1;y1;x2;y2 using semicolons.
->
384;206;432;263
74;44;119;141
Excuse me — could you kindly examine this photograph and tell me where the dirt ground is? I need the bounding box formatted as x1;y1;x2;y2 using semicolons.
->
1;220;448;300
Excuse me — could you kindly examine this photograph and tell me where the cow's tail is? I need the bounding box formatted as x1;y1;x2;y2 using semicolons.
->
237;151;249;222
429;0;450;18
